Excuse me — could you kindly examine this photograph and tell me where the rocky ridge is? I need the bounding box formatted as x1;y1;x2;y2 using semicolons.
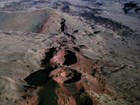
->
0;2;140;105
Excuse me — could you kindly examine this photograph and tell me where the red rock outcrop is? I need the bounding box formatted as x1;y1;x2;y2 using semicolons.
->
40;13;61;34
24;44;110;105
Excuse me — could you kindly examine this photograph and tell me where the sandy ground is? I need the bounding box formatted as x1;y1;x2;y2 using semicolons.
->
0;0;140;105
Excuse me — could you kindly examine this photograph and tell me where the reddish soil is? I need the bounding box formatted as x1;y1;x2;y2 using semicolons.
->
24;44;110;105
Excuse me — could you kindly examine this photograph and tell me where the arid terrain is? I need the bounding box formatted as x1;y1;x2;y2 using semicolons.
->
0;0;140;105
